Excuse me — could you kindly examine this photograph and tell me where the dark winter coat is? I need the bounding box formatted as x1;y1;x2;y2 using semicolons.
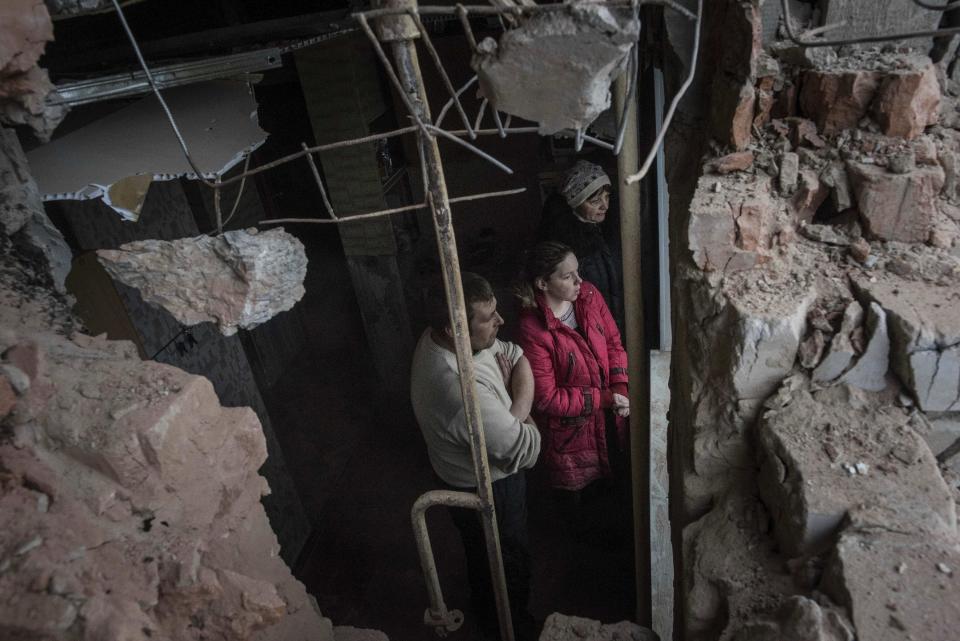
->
516;281;628;491
538;193;624;331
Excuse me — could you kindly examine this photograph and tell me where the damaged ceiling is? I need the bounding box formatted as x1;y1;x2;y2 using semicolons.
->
26;80;267;219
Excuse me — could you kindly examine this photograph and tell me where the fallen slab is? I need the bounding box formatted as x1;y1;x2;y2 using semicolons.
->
97;228;307;336
758;382;955;556
821;528;960;641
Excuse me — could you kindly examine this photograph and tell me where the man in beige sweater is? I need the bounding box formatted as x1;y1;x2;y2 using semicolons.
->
410;272;541;641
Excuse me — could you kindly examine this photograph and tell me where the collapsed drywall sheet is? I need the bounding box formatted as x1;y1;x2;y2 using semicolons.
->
26;79;266;220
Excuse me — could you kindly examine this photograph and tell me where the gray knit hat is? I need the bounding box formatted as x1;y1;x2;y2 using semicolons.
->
560;160;611;208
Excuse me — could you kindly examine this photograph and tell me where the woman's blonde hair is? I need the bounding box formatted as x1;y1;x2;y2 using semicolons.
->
515;241;574;308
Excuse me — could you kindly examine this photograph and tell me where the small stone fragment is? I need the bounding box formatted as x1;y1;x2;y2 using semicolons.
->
849;237;871;263
887;151;916;174
798;330;826;369
779;152;799;194
936;562;953;575
705;151;754;175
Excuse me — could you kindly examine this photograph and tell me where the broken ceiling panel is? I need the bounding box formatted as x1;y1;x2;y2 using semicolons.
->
26;79;266;219
472;4;640;135
97;228;307;336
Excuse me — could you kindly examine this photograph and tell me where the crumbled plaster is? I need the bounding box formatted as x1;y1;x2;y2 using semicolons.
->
473;4;639;135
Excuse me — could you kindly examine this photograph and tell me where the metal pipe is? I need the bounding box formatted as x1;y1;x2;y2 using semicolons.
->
411;490;483;635
378;2;515;639
614;58;651;627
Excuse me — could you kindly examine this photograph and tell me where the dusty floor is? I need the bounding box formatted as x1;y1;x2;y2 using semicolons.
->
264;227;636;640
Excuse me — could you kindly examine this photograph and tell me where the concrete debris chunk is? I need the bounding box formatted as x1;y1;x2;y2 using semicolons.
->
538;613;657;641
872;59;940;140
731;595;854;641
813;301;863;385
758;384;955;556
97;228;307;336
855;278;960;412
837;302;890;392
800;68;879;135
779;152;799;194
847;161;944;242
822;530;960;641
473;5;639;135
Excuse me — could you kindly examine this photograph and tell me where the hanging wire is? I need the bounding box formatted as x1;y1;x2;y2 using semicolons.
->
214;153;253;233
626;0;702;185
110;0;213;185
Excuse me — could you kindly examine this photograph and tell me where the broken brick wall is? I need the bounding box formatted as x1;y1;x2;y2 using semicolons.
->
0;123;337;640
664;1;960;640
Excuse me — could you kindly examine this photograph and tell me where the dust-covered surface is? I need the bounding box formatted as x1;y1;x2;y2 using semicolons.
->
666;1;960;639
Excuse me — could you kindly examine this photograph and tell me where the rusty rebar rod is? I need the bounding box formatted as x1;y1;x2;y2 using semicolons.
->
258;187;526;225
301;142;338;219
378;2;515;639
435;74;478;127
408;9;476;138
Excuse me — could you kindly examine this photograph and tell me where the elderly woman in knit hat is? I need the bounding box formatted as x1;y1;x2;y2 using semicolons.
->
537;160;623;330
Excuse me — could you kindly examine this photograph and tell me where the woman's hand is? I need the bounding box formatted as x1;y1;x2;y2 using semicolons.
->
612;392;630;418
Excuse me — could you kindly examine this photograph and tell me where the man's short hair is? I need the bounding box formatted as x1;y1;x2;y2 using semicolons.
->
426;272;495;332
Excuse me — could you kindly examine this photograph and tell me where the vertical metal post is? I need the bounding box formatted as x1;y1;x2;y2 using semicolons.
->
375;3;515;640
614;70;652;626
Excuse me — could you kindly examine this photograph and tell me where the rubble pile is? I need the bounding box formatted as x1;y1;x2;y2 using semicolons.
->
668;2;960;640
0;253;334;640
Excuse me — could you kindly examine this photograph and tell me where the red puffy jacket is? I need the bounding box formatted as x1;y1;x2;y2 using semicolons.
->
516;281;628;491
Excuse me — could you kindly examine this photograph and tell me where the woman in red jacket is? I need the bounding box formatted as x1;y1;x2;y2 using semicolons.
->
515;241;629;505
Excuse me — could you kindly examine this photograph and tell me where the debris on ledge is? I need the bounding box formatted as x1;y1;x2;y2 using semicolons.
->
97;228;307;336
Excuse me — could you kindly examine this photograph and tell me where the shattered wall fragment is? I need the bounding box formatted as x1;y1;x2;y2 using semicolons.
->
97;228;308;336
